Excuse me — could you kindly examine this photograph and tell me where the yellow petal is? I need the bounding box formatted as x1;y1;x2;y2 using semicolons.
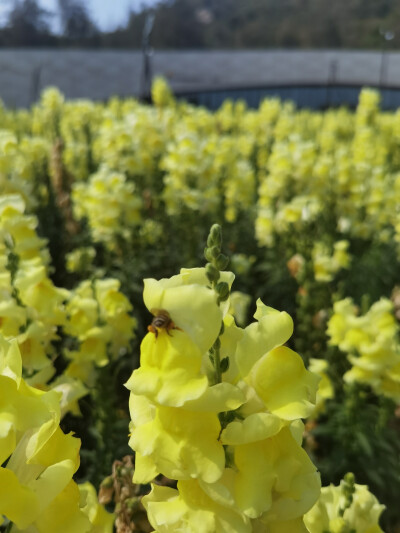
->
79;481;115;533
132;452;159;484
143;277;222;354
0;468;39;529
221;412;283;445
235;302;293;378
250;346;320;420
183;383;245;412
131;404;224;483
126;331;208;407
35;480;91;533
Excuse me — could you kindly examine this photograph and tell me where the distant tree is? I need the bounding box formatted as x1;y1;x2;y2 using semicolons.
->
0;0;56;46
58;0;98;42
1;0;400;50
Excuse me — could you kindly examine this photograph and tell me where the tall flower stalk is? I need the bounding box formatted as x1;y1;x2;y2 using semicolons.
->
125;224;321;532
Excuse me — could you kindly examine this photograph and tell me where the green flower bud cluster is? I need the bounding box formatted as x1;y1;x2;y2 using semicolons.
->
339;473;356;517
204;224;230;304
204;225;232;383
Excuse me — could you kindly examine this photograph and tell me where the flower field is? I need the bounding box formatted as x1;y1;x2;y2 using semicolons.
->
1;80;400;532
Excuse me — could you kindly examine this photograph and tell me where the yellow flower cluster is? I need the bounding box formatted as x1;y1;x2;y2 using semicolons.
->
312;240;351;283
0;130;49;208
64;278;136;386
307;358;335;416
305;477;385;533
161;117;256;221
72;166;142;247
0;335;113;532
327;297;400;401
0;194;91;416
1;84;398;259
151;76;175;108
0;194;67;374
92;100;172;178
65;246;96;274
126;267;321;532
0;193;136;415
255;88;400;248
60;100;102;181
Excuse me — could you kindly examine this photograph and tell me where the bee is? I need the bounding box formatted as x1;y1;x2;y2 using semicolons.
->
148;309;181;338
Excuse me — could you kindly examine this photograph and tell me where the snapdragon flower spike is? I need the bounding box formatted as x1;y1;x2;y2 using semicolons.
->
127;258;321;532
304;476;385;533
126;267;244;485
0;336;91;532
327;297;400;401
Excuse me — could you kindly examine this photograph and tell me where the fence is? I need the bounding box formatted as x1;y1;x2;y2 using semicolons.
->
0;49;399;108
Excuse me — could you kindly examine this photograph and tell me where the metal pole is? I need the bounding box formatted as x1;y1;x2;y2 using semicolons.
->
30;64;43;105
327;58;338;108
140;12;155;101
379;29;394;89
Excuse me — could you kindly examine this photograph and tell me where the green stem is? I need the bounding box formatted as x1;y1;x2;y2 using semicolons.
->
211;279;223;384
213;341;222;384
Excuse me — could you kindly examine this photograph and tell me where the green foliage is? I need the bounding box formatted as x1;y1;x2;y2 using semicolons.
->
311;387;400;529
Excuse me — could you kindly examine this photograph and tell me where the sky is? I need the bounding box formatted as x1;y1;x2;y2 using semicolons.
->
0;0;158;31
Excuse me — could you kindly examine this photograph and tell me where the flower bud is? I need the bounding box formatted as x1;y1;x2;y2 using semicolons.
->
125;497;141;513
204;247;213;262
210;245;220;259
216;281;229;300
216;254;229;271
210;224;222;246
205;263;220;283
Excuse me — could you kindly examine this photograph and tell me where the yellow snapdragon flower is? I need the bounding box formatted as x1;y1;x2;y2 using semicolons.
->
72;167;141;247
127;262;320;531
305;479;385;533
79;482;115;533
0;336;90;532
312;241;351;283
327;297;400;400
151;76;175;108
308;358;335;415
65;278;136;383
